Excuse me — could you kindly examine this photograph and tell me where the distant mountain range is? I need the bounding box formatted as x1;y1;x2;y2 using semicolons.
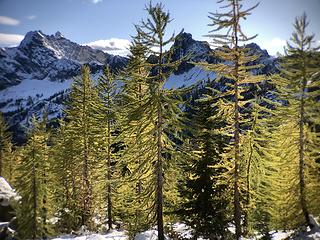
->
0;30;127;90
0;30;278;143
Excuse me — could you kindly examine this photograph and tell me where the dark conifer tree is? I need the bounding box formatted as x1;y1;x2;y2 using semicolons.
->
178;86;231;239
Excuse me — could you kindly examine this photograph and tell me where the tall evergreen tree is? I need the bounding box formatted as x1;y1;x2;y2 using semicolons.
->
267;122;303;230
268;14;320;229
64;65;100;229
16;116;54;239
178;85;231;239
126;3;184;239
117;34;153;236
51;119;81;232
95;66;121;230
241;92;275;236
197;0;265;238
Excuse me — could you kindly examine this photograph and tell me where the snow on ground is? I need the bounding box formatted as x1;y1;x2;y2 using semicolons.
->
49;229;320;240
48;219;320;240
135;230;159;240
52;230;167;240
52;230;127;240
164;66;215;89
260;231;293;240
304;232;320;239
0;177;18;206
171;222;193;239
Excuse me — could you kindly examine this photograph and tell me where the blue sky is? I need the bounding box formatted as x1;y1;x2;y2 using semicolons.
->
0;0;319;55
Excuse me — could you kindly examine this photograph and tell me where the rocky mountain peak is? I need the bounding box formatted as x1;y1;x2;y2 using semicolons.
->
54;31;64;39
245;42;270;59
19;30;46;48
172;32;211;62
0;30;128;90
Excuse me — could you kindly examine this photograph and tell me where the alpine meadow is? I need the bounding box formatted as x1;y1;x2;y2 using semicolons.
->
0;0;320;240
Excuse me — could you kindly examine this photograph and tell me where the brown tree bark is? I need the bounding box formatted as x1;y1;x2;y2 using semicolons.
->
232;1;241;239
299;63;311;228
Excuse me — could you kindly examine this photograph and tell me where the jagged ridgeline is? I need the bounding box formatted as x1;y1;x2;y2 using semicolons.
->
0;29;277;144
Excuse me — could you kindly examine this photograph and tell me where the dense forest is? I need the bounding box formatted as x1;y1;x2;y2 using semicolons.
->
0;0;319;239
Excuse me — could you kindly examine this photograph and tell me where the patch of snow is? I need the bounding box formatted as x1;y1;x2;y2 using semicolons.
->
0;177;18;206
48;217;60;225
307;232;320;239
0;79;72;102
171;223;193;239
164;66;216;89
135;230;160;240
269;231;293;240
52;230;128;240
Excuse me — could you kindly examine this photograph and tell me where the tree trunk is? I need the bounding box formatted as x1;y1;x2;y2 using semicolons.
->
0;151;2;177
299;72;311;228
156;104;164;240
82;78;92;228
244;101;257;236
32;148;37;240
8;151;13;184
233;0;241;238
243;141;253;236
107;119;113;230
82;138;91;227
42;169;48;239
156;39;165;240
234;82;241;240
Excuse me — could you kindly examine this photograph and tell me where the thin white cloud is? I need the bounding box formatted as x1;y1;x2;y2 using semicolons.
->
92;0;102;3
0;33;24;47
263;37;286;56
27;15;36;20
0;16;20;26
83;38;131;57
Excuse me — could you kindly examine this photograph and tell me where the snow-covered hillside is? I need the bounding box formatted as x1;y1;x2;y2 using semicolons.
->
164;66;216;89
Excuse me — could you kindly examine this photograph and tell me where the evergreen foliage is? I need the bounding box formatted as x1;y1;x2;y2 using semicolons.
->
63;65;101;229
265;14;320;229
121;3;185;239
51;119;81;232
116;34;153;237
0;113;12;179
196;0;265;238
178;85;231;239
95;66;121;230
16;116;54;239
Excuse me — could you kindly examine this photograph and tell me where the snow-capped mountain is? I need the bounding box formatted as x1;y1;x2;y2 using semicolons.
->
0;31;278;143
0;30;127;90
